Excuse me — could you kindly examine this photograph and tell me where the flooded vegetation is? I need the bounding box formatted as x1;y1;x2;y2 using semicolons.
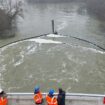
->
0;0;23;38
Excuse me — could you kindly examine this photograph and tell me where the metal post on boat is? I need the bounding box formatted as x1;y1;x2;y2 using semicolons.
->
52;20;55;34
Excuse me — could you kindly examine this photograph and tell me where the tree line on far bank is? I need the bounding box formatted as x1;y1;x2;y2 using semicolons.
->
27;0;105;22
86;0;105;21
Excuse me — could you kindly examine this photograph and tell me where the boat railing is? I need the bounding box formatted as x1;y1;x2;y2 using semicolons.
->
6;93;105;105
7;92;105;97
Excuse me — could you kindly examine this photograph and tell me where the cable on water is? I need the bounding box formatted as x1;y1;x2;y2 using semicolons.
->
0;33;105;52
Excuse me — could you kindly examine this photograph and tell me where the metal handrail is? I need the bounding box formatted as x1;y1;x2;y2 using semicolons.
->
7;93;105;97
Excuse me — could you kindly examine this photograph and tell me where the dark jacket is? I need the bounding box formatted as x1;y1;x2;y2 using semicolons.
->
57;89;65;105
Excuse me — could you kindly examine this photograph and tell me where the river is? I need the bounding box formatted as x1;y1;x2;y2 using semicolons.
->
0;2;105;94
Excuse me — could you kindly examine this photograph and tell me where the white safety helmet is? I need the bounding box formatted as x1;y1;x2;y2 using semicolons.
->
0;88;3;93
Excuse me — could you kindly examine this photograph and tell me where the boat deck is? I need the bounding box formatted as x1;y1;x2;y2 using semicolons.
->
7;93;104;105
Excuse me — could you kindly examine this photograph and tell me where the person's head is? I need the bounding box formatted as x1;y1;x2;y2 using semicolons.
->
0;88;4;95
49;89;54;96
34;85;40;93
59;88;63;93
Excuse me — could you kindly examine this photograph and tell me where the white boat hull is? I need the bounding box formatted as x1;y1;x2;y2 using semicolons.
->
7;93;104;105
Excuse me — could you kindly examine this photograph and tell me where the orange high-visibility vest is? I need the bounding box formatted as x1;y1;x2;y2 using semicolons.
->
34;92;43;104
0;97;8;105
46;95;58;105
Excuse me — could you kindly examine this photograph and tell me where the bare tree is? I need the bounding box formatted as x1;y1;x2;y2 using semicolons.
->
0;0;22;18
0;0;23;38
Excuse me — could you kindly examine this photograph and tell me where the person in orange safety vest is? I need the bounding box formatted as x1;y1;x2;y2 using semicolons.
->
0;88;8;105
34;86;43;105
46;89;58;105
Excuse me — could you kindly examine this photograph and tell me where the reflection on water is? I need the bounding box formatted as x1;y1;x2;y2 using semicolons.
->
0;2;105;93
